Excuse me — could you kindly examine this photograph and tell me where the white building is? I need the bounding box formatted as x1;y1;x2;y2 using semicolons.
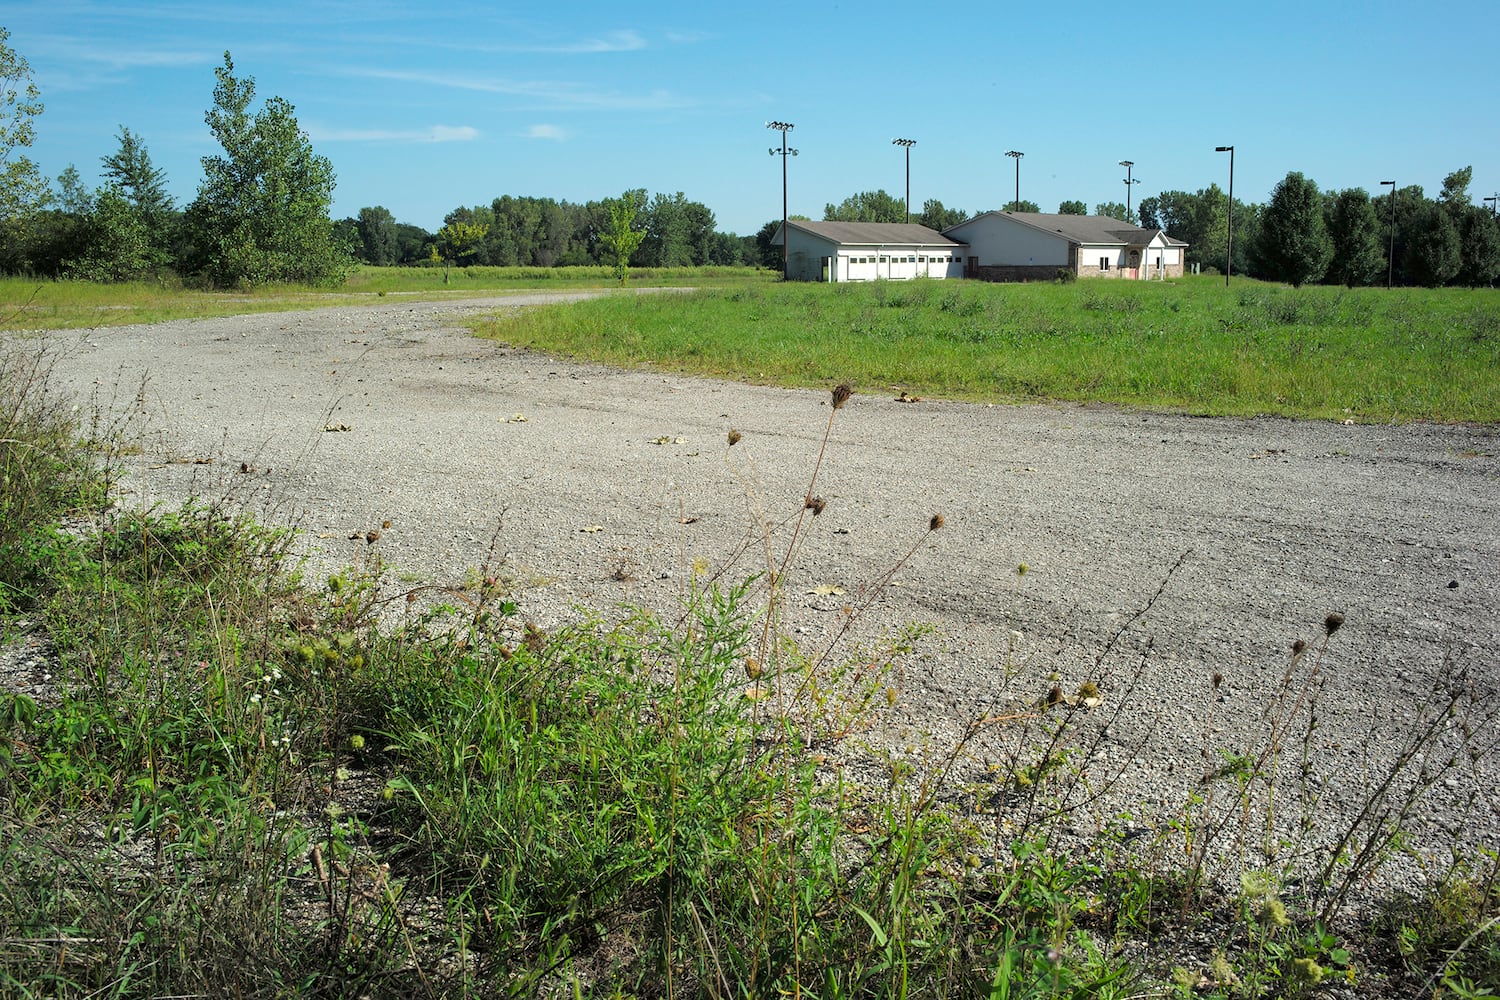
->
943;211;1188;281
770;220;966;282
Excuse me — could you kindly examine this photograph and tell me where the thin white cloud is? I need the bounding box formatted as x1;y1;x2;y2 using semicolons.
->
530;29;647;54
310;124;480;143
342;67;693;111
524;124;567;141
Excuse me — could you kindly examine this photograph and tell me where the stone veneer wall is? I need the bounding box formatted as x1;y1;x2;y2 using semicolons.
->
971;264;1066;283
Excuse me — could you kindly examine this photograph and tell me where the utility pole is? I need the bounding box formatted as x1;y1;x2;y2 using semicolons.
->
1215;146;1235;286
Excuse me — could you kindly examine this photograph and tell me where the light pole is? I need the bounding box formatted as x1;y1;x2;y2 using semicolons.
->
1119;160;1140;220
893;138;916;223
1215;145;1234;286
1380;179;1396;289
1005;150;1023;211
1485;194;1498;218
767;121;797;280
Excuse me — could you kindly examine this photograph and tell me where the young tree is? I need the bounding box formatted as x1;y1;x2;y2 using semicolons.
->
1057;199;1087;215
0;27;45;223
1323;188;1384;287
435;218;488;282
182;52;348;287
1008;199;1041;214
599;191;646;283
1255;172;1332;287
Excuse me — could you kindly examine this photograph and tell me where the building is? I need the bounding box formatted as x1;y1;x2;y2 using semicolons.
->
770;220;966;282
943;211;1187;281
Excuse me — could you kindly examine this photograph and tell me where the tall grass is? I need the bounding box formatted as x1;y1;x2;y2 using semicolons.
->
2;337;1497;997
471;276;1500;422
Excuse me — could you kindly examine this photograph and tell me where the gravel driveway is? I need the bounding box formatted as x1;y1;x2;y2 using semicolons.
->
34;290;1500;895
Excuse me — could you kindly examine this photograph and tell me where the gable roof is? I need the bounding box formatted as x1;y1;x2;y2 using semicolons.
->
947;211;1188;248
774;220;963;247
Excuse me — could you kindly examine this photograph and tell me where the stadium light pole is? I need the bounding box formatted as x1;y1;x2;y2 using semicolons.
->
1485;194;1497;218
1380;179;1396;289
1005;150;1023;211
1119;160;1140;219
767;121;797;280
1215;146;1234;286
893;138;916;223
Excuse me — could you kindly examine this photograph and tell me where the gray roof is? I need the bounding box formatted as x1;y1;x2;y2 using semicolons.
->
775;220;963;247
950;211;1188;248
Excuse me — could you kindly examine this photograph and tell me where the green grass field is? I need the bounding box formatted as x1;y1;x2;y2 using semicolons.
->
470;275;1500;423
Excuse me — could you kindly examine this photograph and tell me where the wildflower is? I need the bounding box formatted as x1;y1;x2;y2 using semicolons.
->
1016;562;1029;576
929;513;945;531
365;529;381;544
1261;897;1291;928
349;734;366;751
744;658;763;680
1291;958;1324;984
806;496;827;515
831;383;853;409
1212;672;1224;688
1292;638;1308;656
1324;612;1345;636
727;429;742;446
249;693;262;704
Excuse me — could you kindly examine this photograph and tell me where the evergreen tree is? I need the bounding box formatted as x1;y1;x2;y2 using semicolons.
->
1255;171;1332;287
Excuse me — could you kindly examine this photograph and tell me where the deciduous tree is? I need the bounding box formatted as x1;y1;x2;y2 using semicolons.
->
918;198;967;231
1404;203;1461;287
1093;201;1133;224
600;190;646;283
1323;188;1384;287
182;52;348;287
1457;205;1500;287
1255;171;1332;287
355;206;399;266
1057;199;1087;216
824;189;904;223
0;27;45;223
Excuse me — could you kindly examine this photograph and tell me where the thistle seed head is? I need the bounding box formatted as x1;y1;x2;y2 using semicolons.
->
727;429;742;446
929;513;946;531
831;383;853;409
1324;612;1345;636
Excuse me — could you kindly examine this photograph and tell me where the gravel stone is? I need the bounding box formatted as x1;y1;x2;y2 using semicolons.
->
23;291;1500;902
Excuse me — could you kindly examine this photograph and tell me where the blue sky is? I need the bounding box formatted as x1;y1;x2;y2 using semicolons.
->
7;0;1496;237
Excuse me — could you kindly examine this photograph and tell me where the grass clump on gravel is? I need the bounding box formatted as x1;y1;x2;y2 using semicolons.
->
470;276;1500;423
2;339;1498;997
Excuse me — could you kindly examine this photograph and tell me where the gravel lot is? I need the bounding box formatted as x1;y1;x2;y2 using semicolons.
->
29;291;1500;895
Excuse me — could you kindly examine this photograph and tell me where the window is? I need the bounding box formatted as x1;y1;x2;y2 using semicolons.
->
1099;257;1110;270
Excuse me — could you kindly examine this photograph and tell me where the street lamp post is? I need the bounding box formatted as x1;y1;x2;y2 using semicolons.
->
1119;160;1140;220
893;138;916;223
1215;146;1234;286
1380;179;1396;289
767;121;797;280
1005;150;1023;211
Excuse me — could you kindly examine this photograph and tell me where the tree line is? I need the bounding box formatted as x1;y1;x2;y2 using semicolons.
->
2;29;1495;289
